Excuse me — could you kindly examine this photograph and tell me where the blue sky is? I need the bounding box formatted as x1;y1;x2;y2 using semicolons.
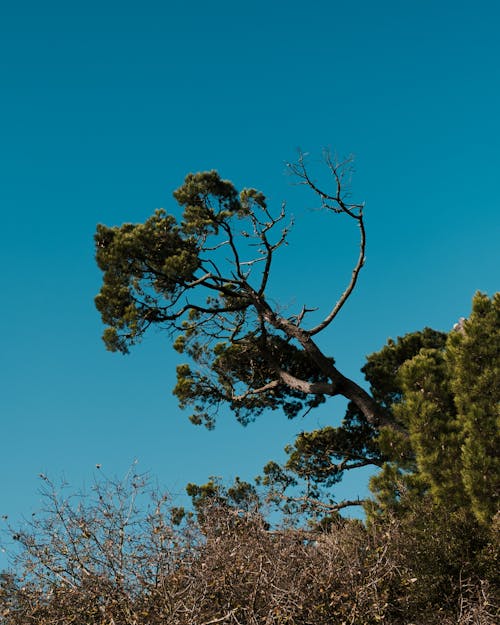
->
1;0;499;564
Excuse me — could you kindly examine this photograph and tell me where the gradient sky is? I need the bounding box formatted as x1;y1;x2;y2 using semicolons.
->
1;0;499;566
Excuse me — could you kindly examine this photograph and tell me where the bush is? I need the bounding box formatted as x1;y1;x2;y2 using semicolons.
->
1;473;497;624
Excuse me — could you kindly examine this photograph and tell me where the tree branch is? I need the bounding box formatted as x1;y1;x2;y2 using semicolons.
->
308;213;365;335
231;380;281;402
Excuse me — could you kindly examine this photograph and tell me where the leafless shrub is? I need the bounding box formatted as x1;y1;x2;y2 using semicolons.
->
1;473;497;624
0;470;198;624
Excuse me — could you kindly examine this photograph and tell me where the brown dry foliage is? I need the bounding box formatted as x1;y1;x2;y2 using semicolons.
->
0;475;497;625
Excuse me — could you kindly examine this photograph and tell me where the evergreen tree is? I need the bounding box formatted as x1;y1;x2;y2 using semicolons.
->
270;294;499;525
94;157;383;432
447;292;500;524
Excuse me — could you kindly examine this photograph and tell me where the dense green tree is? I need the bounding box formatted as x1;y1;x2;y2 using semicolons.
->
380;292;499;523
447;293;499;523
269;294;499;525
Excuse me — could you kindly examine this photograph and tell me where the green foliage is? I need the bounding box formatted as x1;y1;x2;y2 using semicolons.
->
393;348;465;508
361;327;448;411
265;294;498;527
263;327;449;515
370;293;499;524
447;292;500;524
174;334;328;428
174;170;249;235
96;169;330;428
94;171;265;358
94;209;199;353
186;476;261;519
284;417;382;488
95;158;388;434
261;408;384;518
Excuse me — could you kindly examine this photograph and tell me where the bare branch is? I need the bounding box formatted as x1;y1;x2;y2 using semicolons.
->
308;211;366;335
287;151;368;335
270;490;365;513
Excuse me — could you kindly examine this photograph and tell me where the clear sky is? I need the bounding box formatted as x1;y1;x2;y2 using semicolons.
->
1;0;499;565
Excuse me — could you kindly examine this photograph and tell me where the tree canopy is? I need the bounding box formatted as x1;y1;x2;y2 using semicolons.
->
94;156;499;525
94;155;382;430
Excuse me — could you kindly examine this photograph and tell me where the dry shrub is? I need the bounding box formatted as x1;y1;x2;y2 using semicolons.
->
0;474;497;624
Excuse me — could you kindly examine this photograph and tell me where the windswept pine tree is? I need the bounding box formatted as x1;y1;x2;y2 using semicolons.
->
94;155;499;523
